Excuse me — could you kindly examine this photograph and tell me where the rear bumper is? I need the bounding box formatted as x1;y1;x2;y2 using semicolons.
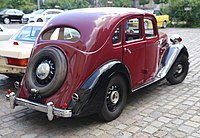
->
0;64;26;75
6;92;72;120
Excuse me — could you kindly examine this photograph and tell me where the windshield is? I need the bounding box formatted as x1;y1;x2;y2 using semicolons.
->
32;9;45;14
13;26;42;42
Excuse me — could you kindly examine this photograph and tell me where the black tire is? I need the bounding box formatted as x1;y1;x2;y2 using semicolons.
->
37;18;43;22
166;54;189;85
25;47;67;97
3;18;10;24
98;74;127;122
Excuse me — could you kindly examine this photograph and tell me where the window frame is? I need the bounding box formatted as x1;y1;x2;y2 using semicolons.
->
144;16;158;40
123;15;143;44
41;26;81;43
112;25;122;46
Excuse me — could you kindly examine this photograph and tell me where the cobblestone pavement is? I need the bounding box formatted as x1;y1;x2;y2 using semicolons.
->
0;28;200;138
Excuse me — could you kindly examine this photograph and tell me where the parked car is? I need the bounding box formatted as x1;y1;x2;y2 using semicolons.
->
0;23;44;76
147;9;169;28
0;24;18;41
6;8;189;122
0;9;24;24
22;9;64;24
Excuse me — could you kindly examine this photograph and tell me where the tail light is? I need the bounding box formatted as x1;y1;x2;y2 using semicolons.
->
7;58;28;66
170;34;182;44
13;42;19;45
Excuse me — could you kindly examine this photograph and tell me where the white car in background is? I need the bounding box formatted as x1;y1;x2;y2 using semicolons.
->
0;24;18;41
22;9;64;23
0;23;44;76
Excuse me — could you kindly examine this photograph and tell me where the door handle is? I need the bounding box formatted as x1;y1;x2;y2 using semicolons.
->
124;48;132;54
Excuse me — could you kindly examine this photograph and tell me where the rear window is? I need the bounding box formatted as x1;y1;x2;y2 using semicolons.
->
13;26;42;42
42;27;80;42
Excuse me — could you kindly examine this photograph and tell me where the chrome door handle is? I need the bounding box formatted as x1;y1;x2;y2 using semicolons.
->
124;48;132;54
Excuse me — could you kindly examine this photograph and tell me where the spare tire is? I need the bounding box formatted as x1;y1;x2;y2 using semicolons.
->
25;47;67;97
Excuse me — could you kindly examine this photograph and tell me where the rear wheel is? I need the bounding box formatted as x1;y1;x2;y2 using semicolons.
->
98;74;127;121
166;54;189;85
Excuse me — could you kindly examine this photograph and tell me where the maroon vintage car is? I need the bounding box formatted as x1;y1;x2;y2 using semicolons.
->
6;8;189;121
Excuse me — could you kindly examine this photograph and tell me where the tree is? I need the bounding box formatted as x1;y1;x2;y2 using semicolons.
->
45;0;90;9
154;0;168;4
139;0;149;6
4;0;36;13
167;0;200;27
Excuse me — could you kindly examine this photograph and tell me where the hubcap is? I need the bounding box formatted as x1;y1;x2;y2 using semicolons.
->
36;62;50;80
4;18;9;24
173;63;183;78
163;22;167;28
176;64;183;74
110;91;119;104
106;85;120;111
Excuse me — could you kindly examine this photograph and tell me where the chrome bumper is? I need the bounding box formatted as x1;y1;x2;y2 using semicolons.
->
6;92;72;121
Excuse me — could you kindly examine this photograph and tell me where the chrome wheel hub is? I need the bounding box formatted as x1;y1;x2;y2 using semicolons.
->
36;62;50;80
110;91;119;104
176;64;183;74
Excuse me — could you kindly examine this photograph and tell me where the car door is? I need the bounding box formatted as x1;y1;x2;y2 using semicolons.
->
6;10;14;21
144;16;159;82
122;16;146;88
14;10;23;21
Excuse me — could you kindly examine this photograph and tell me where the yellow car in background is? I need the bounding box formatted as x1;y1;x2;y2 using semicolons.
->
147;10;169;28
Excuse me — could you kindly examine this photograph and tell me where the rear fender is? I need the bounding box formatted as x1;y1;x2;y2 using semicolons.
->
157;43;189;78
70;60;131;117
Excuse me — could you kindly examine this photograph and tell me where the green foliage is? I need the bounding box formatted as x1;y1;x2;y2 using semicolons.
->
139;0;149;6
0;0;36;13
112;0;132;7
43;0;89;9
167;0;200;27
154;0;168;4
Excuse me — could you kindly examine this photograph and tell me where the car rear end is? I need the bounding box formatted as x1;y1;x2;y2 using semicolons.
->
0;23;44;76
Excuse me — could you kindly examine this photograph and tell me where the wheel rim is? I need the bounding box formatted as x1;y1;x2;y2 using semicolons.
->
106;85;120;112
4;18;9;24
163;22;167;28
35;59;55;85
173;63;183;78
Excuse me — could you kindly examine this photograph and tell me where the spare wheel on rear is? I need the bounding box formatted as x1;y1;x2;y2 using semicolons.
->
25;47;67;97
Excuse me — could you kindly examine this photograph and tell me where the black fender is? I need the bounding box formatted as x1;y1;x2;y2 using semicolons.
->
157;44;189;78
70;60;131;117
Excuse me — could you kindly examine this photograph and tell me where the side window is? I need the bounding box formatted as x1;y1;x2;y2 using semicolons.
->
42;27;80;42
144;18;156;38
125;18;141;42
112;25;121;45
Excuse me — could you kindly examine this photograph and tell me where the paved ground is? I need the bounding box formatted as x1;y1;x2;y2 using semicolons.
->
0;27;200;138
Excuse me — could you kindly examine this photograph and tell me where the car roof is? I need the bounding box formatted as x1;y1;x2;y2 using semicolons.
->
43;7;153;52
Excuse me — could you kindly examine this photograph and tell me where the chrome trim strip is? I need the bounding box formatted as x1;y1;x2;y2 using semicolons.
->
6;92;72;121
